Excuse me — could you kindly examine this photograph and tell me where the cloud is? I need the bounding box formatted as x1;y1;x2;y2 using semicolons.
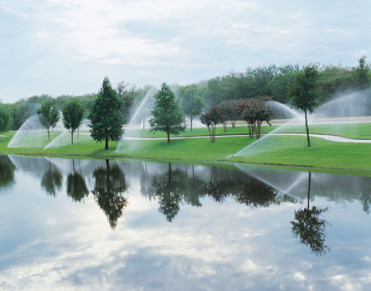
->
0;0;371;101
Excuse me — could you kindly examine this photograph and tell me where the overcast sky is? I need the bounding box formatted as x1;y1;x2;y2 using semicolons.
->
0;0;370;103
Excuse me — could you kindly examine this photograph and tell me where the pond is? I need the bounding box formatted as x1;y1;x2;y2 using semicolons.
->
0;155;370;290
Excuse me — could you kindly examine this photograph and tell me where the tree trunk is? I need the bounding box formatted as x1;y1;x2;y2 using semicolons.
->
167;132;170;143
305;110;310;147
307;171;311;210
105;139;109;150
71;133;74;145
190;117;193;131
106;159;110;170
47;128;50;141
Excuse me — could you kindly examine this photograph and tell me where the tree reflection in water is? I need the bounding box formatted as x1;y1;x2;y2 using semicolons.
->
152;163;187;222
92;160;128;229
0;156;16;189
204;167;278;207
41;161;63;196
291;172;330;256
67;159;89;202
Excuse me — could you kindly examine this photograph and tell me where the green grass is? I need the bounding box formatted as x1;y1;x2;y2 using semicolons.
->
1;122;371;174
127;122;371;139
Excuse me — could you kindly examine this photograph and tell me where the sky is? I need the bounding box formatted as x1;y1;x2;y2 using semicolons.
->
0;0;370;103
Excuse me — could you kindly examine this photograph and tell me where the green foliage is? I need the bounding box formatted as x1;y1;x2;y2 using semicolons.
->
89;77;124;150
62;100;85;144
36;99;60;140
149;83;185;143
0;104;13;132
179;85;204;131
355;55;371;90
289;64;319;147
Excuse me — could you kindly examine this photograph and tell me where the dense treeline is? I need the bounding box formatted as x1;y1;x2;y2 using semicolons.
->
1;56;370;132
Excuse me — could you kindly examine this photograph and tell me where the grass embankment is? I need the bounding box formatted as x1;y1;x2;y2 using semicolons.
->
1;122;371;173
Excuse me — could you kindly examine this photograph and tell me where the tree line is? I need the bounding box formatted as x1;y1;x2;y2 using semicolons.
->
1;56;370;149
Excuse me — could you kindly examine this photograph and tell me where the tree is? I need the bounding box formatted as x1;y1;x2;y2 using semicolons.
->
179;85;204;131
200;106;226;143
41;162;63;196
0;156;16;188
0;104;13;132
67;160;89;202
355;55;371;90
92;160;128;229
149;83;185;143
289;65;319;147
291;172;330;256
89;77;124;150
36;99;60;141
62;100;85;145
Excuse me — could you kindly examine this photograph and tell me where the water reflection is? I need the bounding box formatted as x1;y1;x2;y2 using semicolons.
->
0;156;16;189
41;161;63;196
92;160;128;229
1;155;371;290
67;160;89;202
291;172;330;256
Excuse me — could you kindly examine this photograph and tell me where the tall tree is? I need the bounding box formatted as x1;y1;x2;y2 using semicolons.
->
89;77;124;150
149;83;185;143
37;99;60;141
179;85;204;131
289;65;319;147
62;100;85;145
0;104;13;132
355;55;371;90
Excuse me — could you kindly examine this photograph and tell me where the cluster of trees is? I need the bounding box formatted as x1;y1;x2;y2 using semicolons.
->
201;56;371;106
200;97;274;142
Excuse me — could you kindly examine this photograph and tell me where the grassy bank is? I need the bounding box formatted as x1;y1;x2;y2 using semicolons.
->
1;123;371;174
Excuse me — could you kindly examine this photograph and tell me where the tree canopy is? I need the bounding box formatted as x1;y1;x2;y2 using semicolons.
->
37;99;60;141
62;99;85;145
149;83;185;143
289;64;319;147
89;77;124;150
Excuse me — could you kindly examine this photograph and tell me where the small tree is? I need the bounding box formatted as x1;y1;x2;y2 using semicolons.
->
179;86;204;131
149;83;185;143
37;99;60;141
89;77;124;150
200;106;226;143
62;100;85;145
289;65;319;147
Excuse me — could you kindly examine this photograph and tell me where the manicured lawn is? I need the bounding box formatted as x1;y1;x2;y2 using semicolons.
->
127;122;371;139
1;122;371;173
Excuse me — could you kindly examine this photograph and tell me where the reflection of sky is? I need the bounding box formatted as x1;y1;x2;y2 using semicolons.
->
0;157;370;290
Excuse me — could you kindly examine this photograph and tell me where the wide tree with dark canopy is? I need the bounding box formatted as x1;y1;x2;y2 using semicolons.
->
62;100;85;145
37;99;60;141
149;83;185;143
89;77;124;150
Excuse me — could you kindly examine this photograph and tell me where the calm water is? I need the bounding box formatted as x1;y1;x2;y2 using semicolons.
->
0;155;370;291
